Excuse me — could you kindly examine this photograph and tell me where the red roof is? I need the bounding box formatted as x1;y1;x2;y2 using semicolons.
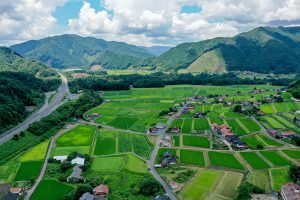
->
10;188;23;194
282;132;295;136
94;184;109;195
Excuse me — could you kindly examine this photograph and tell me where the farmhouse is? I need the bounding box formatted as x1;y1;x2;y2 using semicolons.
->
53;155;68;163
226;135;248;149
155;123;166;129
161;152;177;167
170;127;180;133
281;131;296;138
194;112;205;118
281;182;300;200
186;103;195;110
94;184;109;199
79;192;94;200
211;124;234;137
9;187;24;195
169;181;179;190
149;127;158;134
71;157;85;166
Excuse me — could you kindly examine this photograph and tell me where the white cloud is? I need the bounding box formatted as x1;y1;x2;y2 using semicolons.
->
0;0;66;45
2;0;300;46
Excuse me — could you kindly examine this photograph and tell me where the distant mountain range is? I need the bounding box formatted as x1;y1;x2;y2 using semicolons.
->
10;26;300;74
11;34;155;69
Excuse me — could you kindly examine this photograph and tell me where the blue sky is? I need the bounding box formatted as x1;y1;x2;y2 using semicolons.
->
0;0;300;46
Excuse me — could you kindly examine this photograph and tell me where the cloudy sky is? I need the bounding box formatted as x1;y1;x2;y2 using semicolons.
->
1;0;300;46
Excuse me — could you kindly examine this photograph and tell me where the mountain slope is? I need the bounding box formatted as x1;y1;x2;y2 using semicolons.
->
149;26;300;74
11;34;154;69
139;46;172;56
0;47;61;134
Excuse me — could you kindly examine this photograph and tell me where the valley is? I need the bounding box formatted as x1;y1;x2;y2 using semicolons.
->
1;82;300;200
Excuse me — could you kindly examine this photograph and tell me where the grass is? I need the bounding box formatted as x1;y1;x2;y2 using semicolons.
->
93;130;116;155
179;169;223;200
257;134;283;146
194;118;210;131
173;135;180;147
52;146;90;156
92;156;124;172
180;149;205;166
183;135;210;148
248;170;271;192
208;152;244;170
31;180;74;200
182;119;193;134
226;119;248;136
239;118;261;132
241;135;265;149
124;154;147;174
18;140;49;161
270;168;291;191
56;125;95;147
240;152;270;169
14;161;43;181
260;151;291;166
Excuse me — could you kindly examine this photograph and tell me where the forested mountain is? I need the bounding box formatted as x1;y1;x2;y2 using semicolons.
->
139;46;172;56
11;34;154;69
0;47;60;134
146;26;300;74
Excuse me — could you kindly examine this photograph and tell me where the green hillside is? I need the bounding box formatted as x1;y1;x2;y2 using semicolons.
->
185;49;226;73
0;47;60;134
148;26;300;74
11;34;153;69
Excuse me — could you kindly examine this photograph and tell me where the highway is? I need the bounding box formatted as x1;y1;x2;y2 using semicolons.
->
0;73;69;145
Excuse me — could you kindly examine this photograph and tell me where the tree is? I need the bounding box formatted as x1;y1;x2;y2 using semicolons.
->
289;165;300;184
233;105;242;113
12;134;19;141
139;178;161;196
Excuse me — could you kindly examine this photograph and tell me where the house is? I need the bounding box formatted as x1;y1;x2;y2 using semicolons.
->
94;184;109;199
268;130;280;138
79;192;94;200
186;104;195;110
155;124;166;129
160;140;171;147
226;135;248;149
161;152;177;167
9;187;24;195
211;124;234;137
256;111;265;116
154;164;162;168
53;155;68;163
225;101;233;107
71;157;85;166
194;112;205;118
282;131;296;138
168;112;175;116
149;127;158;134
170;127;180;133
91;113;100;117
281;182;300;200
67;165;85;182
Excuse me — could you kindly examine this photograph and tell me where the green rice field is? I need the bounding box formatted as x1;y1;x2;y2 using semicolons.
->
183;135;210;148
208;152;244;170
240;152;270;169
180;149;205;166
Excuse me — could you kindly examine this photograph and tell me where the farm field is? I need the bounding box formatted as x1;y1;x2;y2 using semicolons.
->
52;146;90;156
247;170;271;192
180;149;205;166
56;125;95;147
14;161;43;181
269;168;291;191
93;129;117;155
173;135;180;146
282;149;300;160
92;156;124;172
259;116;286;129
241;135;265;149
178;169;223;200
182;135;210;148
31;180;74;200
239;118;261;132
225;119;248;136
208;152;244;170
18;140;49;161
259;151;291;166
240;152;270;169
257;134;284;146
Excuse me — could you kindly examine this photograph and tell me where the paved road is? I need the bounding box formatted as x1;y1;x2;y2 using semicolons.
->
146;102;189;200
24;124;77;200
0;73;69;145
